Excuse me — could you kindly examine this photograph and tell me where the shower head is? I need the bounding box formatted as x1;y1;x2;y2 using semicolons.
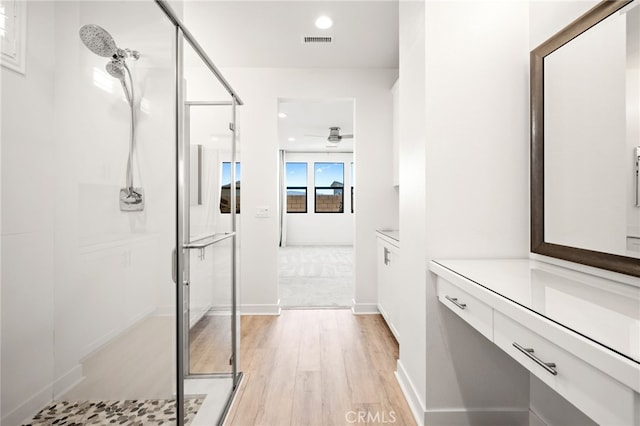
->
105;60;125;80
79;24;117;58
79;24;140;61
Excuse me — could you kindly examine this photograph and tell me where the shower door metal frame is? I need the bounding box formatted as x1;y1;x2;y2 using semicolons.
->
182;100;238;382
154;1;243;425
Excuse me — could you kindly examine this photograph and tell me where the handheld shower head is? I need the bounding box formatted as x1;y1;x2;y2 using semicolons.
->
79;24;117;58
105;60;125;80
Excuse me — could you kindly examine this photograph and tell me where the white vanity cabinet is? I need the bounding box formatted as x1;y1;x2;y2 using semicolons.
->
430;259;640;426
377;230;400;340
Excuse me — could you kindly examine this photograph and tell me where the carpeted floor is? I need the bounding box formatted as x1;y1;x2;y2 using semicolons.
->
24;398;203;425
278;245;353;307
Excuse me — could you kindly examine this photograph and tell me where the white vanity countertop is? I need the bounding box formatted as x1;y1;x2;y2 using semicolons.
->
431;259;640;364
376;229;399;243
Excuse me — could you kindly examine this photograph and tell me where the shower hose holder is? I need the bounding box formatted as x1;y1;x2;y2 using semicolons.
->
120;187;145;212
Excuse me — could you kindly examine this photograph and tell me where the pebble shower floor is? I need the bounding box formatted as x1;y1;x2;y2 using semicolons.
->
24;398;203;425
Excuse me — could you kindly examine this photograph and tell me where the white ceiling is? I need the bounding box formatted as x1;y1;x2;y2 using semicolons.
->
183;1;397;152
183;1;399;69
278;99;354;152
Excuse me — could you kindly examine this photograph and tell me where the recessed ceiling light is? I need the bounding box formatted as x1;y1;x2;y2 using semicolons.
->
288;137;296;142
315;16;333;30
278;112;287;118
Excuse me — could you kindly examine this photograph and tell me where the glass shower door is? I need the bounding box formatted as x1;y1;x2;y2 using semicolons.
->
176;33;241;424
184;103;236;379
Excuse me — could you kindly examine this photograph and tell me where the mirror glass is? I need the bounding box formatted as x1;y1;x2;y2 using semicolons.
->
543;3;640;260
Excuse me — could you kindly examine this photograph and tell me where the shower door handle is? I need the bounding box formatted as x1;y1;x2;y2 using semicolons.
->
172;249;177;284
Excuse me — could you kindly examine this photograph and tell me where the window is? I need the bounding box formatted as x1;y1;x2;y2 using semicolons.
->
314;162;344;213
0;0;26;75
286;162;307;213
220;162;241;214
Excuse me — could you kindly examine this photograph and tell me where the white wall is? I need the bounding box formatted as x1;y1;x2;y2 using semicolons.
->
283;152;354;246
396;1;533;424
1;2;56;423
423;1;532;423
395;0;427;418
184;65;398;314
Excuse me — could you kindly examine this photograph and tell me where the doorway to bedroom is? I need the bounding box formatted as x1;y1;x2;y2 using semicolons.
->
277;98;355;308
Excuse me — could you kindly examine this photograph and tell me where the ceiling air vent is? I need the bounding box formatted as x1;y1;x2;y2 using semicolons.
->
303;36;333;44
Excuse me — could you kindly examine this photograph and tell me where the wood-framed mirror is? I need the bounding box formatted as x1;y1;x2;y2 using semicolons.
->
531;0;640;277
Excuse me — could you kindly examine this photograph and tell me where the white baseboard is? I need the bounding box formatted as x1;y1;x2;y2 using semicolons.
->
395;360;426;426
53;364;84;399
240;300;281;315
1;382;53;426
207;306;233;316
351;299;379;315
208;305;232;313
423;408;530;426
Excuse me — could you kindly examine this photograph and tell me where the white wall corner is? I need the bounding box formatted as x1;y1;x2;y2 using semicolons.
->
395;359;426;426
351;299;379;315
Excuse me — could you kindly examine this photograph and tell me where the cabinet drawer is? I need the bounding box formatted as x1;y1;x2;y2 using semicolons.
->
437;277;493;341
494;311;636;426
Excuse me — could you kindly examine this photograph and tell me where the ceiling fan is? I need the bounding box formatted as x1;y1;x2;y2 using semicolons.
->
307;126;354;144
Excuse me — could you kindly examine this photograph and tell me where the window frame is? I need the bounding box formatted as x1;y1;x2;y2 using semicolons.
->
286;186;308;214
285;162;309;214
314;187;344;214
313;161;345;214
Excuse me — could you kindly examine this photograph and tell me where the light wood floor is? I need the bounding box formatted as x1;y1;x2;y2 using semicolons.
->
225;309;416;426
189;314;233;374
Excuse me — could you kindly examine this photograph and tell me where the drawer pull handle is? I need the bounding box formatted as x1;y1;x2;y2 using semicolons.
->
445;295;467;310
513;342;558;376
384;247;391;265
